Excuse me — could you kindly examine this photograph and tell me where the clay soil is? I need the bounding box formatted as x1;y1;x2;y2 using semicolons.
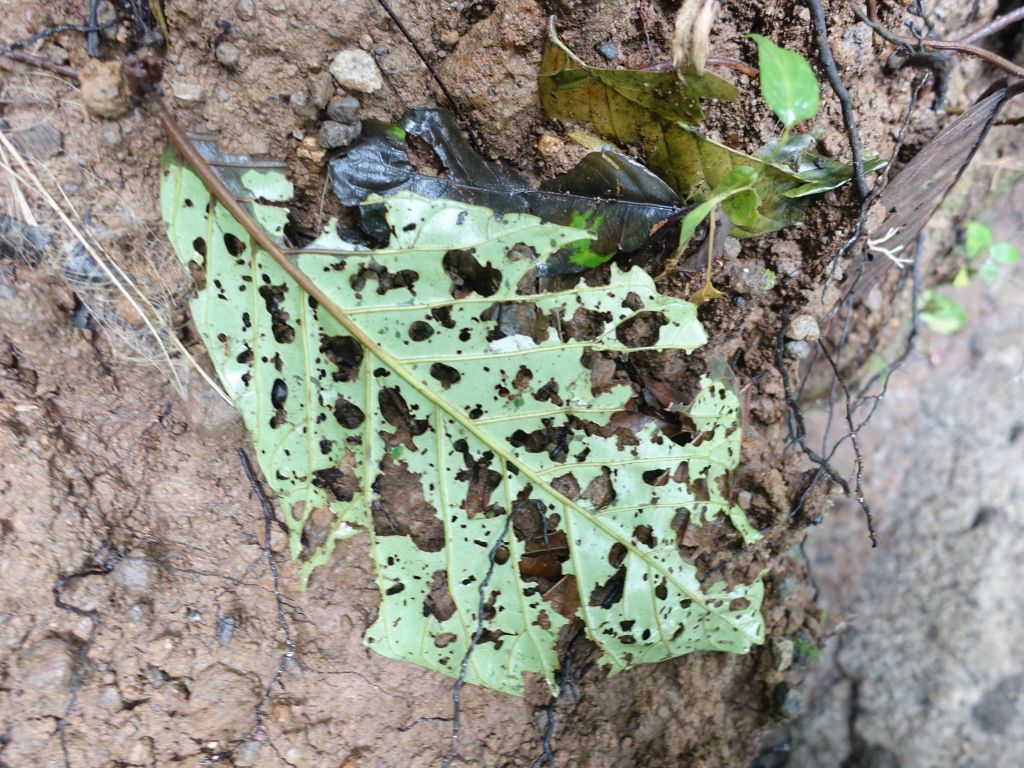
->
0;0;1017;766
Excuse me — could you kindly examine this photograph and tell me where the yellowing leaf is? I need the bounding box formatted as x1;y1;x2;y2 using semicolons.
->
539;25;870;237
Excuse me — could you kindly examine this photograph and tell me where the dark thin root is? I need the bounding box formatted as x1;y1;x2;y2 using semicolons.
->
229;449;298;765
200;452;299;766
804;0;870;198
0;20;115;56
775;309;851;495
442;509;514;767
817;342;878;547
372;0;469;127
52;553;116;768
87;0;100;57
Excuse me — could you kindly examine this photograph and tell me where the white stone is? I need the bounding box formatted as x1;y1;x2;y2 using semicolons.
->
787;314;820;342
171;81;204;104
488;335;536;354
329;49;383;94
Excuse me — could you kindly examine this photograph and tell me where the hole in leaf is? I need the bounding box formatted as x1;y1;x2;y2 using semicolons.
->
312;467;356;503
633;525;654;547
642;468;670;487
509;420;575;462
386;582;405;596
615;311;667;347
271;378;288;409
258;284;295;344
223;232;246;256
589;565;626;607
320;334;363;382
379;387;429;442
408;320;434;341
424;570;457;621
434;633;457;648
431;305;456;328
349;261;419;295
333;396;365;429
608;542;627;568
429;363;461;388
192;237;207;258
443;248;500;297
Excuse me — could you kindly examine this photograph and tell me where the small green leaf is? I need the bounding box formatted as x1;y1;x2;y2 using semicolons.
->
762;268;776;290
951;266;973;288
920;290;967;334
964;221;992;259
722;189;760;227
989;242;1020;265
979;260;1001;285
677;199;718;251
749;34;821;128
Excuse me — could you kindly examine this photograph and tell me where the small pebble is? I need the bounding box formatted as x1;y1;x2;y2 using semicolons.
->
235;0;255;20
289;90;318;120
596;41;618;61
439;29;460;47
786;314;820;342
17;638;75;694
97;122;122;148
537;133;563;158
215;615;235;647
265;0;287;14
64;244;108;284
785;340;811;360
215;41;241;70
326;95;360;124
359;34;374;51
310;73;335;109
318;120;361;149
171;81;204;105
113;554;153;595
774;682;805;719
80;59;128;118
329;49;383;93
296;134;326;165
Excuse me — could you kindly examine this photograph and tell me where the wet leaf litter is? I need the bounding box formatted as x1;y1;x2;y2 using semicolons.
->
157;13;880;696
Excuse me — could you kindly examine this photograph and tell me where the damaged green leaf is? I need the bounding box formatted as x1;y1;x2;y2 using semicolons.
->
161;140;765;695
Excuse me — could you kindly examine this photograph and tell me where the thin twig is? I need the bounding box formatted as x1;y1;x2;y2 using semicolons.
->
372;0;468;125
961;6;1024;44
805;0;870;198
851;4;1024;80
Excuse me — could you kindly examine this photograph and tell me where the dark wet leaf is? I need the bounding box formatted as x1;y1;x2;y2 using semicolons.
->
329;108;681;273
